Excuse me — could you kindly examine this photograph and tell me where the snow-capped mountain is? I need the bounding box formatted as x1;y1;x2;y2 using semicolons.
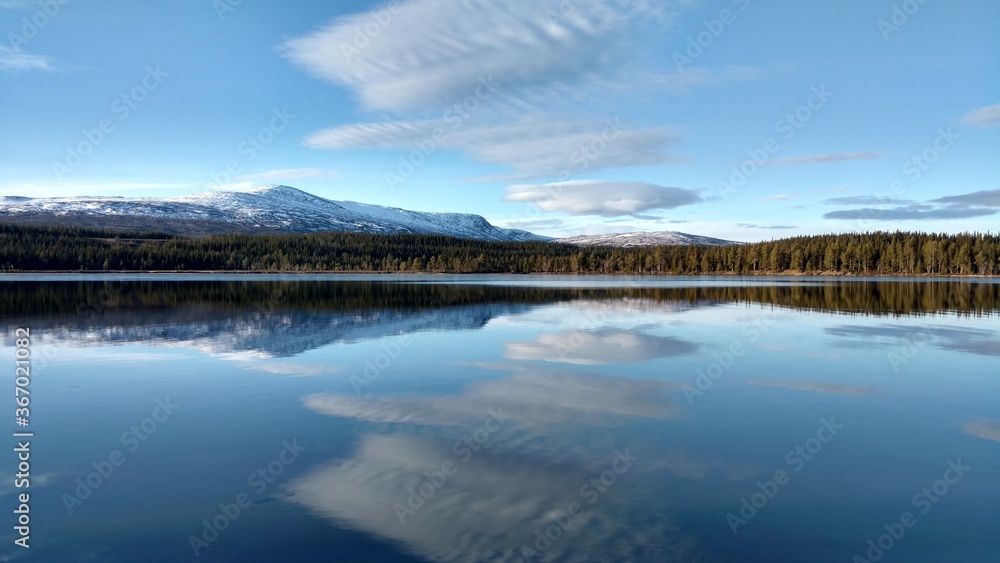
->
0;185;547;241
553;231;739;247
0;185;740;245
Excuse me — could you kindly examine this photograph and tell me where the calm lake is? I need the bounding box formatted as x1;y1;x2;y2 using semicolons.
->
2;275;998;562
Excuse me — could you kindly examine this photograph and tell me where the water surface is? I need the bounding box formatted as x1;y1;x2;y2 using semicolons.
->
2;276;998;562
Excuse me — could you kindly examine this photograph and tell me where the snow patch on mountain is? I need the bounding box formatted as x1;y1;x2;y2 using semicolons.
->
553;231;739;247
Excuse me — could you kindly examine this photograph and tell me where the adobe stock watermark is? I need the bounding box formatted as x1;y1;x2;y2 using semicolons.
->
31;275;137;375
672;0;751;71
349;333;413;393
518;449;639;561
340;1;403;64
519;118;626;223
683;311;777;404
212;0;244;21
352;290;469;391
61;397;179;514
393;407;510;524
188;439;307;557
5;0;72;53
715;84;833;200
546;307;610;362
878;0;930;41
885;320;947;373
206;107;296;189
384;75;501;191
51;65;168;180
544;0;585;24
727;416;844;534
76;274;131;320
559;118;626;182
253;286;286;317
849;127;960;231
852;459;970;562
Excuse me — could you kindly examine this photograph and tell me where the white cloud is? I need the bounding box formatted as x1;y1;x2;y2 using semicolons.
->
279;0;644;112
768;152;882;166
735;223;797;230
823;205;997;221
745;381;875;395
0;181;190;197
0;46;53;72
503;180;702;217
303;120;440;149
203;181;259;193
962;102;1000;128
492;217;567;231
206;168;341;191
286;433;693;562
823;190;1000;222
305;118;680;177
930;189;1000;208
963;419;1000;443
211;352;344;377
281;1;704;179
304;367;681;426
235;168;340;183
649;65;759;94
505;328;697;365
290;363;728;561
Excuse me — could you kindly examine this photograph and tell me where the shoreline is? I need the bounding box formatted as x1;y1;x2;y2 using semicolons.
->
1;270;997;278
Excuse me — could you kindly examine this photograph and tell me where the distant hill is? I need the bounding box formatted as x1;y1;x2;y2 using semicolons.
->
553;231;739;247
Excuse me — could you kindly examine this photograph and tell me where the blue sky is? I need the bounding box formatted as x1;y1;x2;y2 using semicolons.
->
1;0;997;241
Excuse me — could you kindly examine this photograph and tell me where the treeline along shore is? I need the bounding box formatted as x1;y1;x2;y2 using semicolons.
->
1;224;998;276
3;279;998;318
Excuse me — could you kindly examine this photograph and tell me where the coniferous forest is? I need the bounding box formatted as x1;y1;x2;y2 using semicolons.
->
1;223;998;275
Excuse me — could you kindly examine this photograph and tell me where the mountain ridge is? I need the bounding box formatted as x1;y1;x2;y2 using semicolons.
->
0;185;545;242
554;231;739;248
0;185;739;246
